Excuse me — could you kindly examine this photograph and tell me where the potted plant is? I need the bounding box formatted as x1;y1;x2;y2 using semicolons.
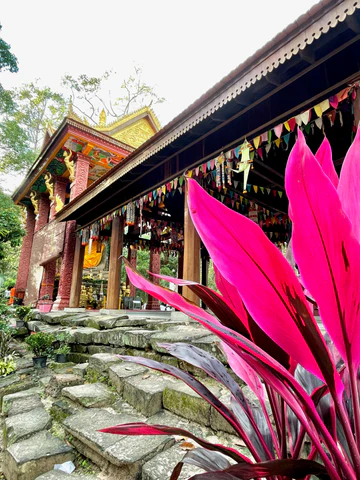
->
38;294;52;313
25;332;54;368
15;305;31;328
54;332;72;363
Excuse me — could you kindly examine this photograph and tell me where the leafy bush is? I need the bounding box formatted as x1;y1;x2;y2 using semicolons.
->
15;305;31;320
25;332;55;357
101;130;360;479
0;355;16;376
54;332;72;355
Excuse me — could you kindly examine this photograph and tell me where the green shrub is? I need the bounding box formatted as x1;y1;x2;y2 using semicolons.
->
0;356;16;376
15;305;31;320
25;332;55;357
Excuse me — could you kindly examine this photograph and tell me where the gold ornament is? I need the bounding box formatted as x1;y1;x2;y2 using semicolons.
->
63;150;75;182
29;191;39;215
44;172;54;202
55;194;64;213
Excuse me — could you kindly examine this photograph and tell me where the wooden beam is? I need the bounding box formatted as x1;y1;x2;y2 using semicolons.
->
299;48;316;64
265;72;282;87
106;216;124;309
183;186;201;305
69;236;85;308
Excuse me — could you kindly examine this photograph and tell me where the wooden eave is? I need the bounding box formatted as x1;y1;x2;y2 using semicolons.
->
12;118;135;205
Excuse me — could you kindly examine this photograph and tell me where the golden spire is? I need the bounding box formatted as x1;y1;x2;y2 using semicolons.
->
99;109;107;127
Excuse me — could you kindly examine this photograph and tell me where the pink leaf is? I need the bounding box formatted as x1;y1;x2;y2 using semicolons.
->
186;179;330;386
286;130;360;369
315;137;339;188
338;127;360;243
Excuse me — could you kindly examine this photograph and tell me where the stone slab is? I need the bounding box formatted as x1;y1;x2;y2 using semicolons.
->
63;408;173;478
72;363;88;378
40;312;74;325
2;388;42;417
26;321;48;332
3;431;73;480
163;381;222;427
64;308;86;313
150;326;209;353
142;444;203;480
88;353;122;374
36;471;97;480
71;328;99;344
0;373;36;403
108;363;148;394
192;335;226;362
62;383;116;408
4;407;51;447
88;345;125;355
122;329;160;349
122;373;176;416
92;327;128;345
46;374;83;398
67;353;91;364
210;393;237;435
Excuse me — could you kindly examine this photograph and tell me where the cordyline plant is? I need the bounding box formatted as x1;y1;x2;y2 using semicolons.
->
101;129;360;480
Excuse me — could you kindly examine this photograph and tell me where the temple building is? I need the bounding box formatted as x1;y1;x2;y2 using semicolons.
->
12;0;360;312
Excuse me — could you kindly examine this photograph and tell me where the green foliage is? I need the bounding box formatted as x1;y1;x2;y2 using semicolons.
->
0;355;16;376
0;25;18;73
0;330;12;358
15;305;31;320
25;332;55;357
0;188;25;259
54;331;72;355
0;81;68;174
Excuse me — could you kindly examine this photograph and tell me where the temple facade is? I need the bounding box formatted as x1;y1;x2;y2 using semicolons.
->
12;0;360;312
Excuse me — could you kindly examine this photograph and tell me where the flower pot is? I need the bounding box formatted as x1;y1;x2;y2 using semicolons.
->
32;356;47;368
38;303;52;313
55;353;67;363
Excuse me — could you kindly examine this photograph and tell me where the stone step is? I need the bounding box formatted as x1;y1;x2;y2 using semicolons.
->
3;431;73;480
4;406;51;448
46;374;83;398
88;353;122;375
108;362;148;395
150;326;211;354
62;383;116;408
122;372;178;417
72;363;88;378
2;388;42;417
36;470;98;480
122;329;161;349
63;408;173;478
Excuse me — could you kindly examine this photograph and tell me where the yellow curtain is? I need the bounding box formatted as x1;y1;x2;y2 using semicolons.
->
83;241;105;269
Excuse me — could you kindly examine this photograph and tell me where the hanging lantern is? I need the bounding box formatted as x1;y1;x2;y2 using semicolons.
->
125;202;135;226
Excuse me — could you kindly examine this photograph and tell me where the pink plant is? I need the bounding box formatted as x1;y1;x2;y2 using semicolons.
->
101;128;360;479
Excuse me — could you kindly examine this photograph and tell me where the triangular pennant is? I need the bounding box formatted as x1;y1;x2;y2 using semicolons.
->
283;133;291;145
253;185;258;193
257;148;263;159
187;170;193;177
234;180;238;189
260;132;268;144
231;200;235;207
300;109;311;125
320;99;330;113
329;95;338;109
265;144;271;154
234;146;241;158
288;118;296;131
207;160;211;170
284;121;290;132
274;124;283;138
246;184;251;193
266;188;271;195
253;136;261;149
304;123;311;134
210;159;215;170
295;114;302;126
260;186;264;194
229;190;233;199
178;186;183;194
195;167;200;176
314;104;323;118
275;138;281;148
179;176;184;186
268;130;272;144
202;163;207;173
250;150;255;160
223;187;227;194
278;191;283;198
221;195;225;202
173;178;178;189
153;189;157;199
236;202;240;210
272;190;277;197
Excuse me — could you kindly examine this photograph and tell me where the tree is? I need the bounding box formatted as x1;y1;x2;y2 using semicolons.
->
0;187;24;262
62;67;165;125
0;24;18;73
0;82;68;174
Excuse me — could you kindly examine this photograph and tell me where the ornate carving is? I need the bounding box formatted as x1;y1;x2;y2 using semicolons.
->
55;194;64;212
70;154;90;200
29;191;39;215
63;150;75;182
99;109;107;126
114;118;156;148
44;173;54;201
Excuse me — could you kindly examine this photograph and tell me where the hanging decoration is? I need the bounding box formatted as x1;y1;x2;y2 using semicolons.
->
125;201;135;226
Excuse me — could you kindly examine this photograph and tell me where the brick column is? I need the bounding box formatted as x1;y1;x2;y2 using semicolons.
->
106;216;124;309
183;185;201;305
70;153;90;201
52;220;77;310
126;247;137;297
50;177;68;220
15;206;36;300
146;250;161;310
35;194;50;232
38;259;56;304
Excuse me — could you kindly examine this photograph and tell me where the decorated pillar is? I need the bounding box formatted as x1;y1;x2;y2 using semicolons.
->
38;259;56;305
50;176;68;220
126;247;137;297
70;152;91;201
146;250;161;310
69;236;85;308
183;185;201;305
15;205;36;300
35;193;50;232
177;251;184;295
52;220;77;310
106;216;124;310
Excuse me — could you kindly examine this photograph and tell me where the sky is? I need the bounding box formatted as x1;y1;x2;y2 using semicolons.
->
1;0;319;190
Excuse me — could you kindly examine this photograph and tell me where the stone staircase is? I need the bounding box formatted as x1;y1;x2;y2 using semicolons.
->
0;310;249;479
